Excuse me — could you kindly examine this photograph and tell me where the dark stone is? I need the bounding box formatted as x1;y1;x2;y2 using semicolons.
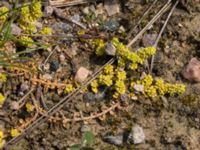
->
103;19;119;31
50;60;59;72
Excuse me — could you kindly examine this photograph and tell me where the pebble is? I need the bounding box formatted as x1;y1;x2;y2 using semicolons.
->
105;42;116;56
103;134;123;146
104;0;120;16
128;125;145;144
43;73;53;80
10;101;19;110
83;92;95;102
20;81;29;93
95;3;104;15
59;54;65;63
133;84;144;92
182;57;200;82
82;7;89;15
50;60;60;72
11;24;22;35
142;34;157;47
52;22;72;33
43;63;50;71
103;19;119;31
80;124;91;132
120;94;129;101
44;6;54;17
34;21;43;31
75;67;90;83
70;14;80;22
94;91;105;101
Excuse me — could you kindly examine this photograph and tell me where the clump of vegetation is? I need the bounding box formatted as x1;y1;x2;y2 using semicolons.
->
130;75;185;98
91;38;186;99
0;6;9;23
18;0;43;34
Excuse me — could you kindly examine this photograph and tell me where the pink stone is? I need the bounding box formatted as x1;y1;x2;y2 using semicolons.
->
182;57;200;82
75;67;90;83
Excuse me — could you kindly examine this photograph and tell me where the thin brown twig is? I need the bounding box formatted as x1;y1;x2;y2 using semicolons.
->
53;102;120;123
49;0;97;7
17;89;34;109
17;94;39;131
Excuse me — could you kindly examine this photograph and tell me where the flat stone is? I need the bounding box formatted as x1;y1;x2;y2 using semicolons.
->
142;34;157;47
104;0;120;16
128;125;145;144
105;42;116;56
182;57;200;82
75;67;90;83
103;134;123;146
44;6;54;17
11;24;22;35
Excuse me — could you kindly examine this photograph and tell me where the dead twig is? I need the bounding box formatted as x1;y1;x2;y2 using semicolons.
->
17;89;34;110
51;102;120;124
49;0;97;7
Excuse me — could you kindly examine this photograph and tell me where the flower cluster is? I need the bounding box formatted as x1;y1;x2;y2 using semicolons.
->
113;69;126;98
0;6;8;23
25;102;34;112
40;27;52;35
0;130;5;148
18;0;43;34
131;75;186;98
0;93;5;106
0;73;6;82
112;38;156;70
64;84;75;94
93;39;105;56
10;128;20;137
92;38;185;100
90;80;98;93
98;64;114;86
90;64;114;94
19;36;34;47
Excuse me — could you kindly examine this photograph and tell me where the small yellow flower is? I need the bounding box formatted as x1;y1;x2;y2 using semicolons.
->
0;7;9;23
0;73;6;82
10;129;20;137
40;27;52;35
19;36;34;47
0;130;5;148
25;102;34;112
93;39;105;56
90;80;98;93
142;75;153;87
65;84;75;94
145;86;157;98
99;74;113;86
0;93;5;105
